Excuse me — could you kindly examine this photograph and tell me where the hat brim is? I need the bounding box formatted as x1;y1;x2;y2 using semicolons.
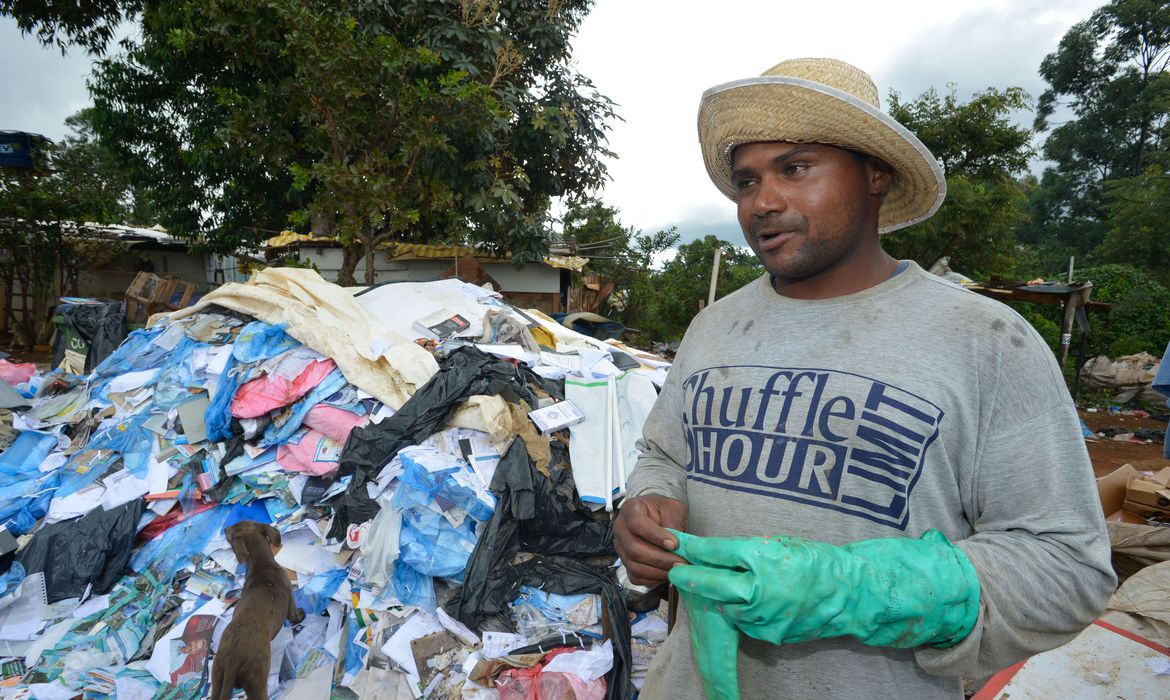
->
698;76;946;233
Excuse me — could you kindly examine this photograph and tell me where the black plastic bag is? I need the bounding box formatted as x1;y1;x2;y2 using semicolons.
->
447;438;613;624
339;346;538;480
446;439;628;699
329;346;543;540
451;552;633;700
18;498;145;602
53;300;127;373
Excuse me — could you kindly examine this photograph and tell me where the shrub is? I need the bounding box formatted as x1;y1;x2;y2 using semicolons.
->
1076;264;1170;359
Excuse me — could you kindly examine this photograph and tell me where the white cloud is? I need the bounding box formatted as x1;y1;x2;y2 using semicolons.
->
0;19;94;141
573;0;1102;240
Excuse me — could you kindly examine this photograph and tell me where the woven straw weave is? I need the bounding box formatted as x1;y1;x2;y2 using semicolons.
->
698;58;945;233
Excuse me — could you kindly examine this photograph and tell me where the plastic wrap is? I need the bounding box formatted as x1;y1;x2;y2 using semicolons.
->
18;498;146;602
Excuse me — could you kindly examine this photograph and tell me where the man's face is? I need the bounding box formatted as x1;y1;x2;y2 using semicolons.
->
731;141;887;283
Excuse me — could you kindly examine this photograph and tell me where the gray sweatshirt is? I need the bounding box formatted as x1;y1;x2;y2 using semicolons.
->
625;262;1115;699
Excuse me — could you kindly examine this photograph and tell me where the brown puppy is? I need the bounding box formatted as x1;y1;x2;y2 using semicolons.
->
209;521;304;700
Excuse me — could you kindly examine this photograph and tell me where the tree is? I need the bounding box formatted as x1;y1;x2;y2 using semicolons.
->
638;235;763;343
1101;160;1170;285
883;86;1035;277
78;0;617;284
1072;264;1170;357
559;196;678;331
1;0;141;54
55;109;154;225
0;112;136;346
1031;0;1170;263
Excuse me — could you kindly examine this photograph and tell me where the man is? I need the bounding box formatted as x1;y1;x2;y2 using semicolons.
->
616;58;1115;699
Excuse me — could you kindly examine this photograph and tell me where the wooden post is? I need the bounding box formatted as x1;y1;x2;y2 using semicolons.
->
708;246;722;306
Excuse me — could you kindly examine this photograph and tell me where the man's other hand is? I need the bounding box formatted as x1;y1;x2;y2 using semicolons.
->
615;495;689;586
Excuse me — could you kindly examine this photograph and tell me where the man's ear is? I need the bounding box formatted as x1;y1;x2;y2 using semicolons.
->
868;157;894;199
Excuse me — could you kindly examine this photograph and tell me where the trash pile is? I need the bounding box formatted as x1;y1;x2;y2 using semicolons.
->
1081;353;1163;404
0;268;672;700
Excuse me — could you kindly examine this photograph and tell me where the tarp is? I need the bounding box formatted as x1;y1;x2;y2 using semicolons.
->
160;267;438;410
1104;559;1170;645
1080;353;1162;403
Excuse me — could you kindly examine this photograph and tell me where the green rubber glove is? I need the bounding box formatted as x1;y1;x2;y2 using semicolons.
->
668;529;980;649
676;587;741;700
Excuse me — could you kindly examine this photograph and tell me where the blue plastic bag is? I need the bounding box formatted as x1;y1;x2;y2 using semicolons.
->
205;322;300;441
0;561;25;599
57;412;154;497
392;562;436;610
340;606;371;687
0;430;58;485
131;506;231;580
0;472;58;535
397;509;476;581
0;432;62;534
300;568;348;615
91;326;166;377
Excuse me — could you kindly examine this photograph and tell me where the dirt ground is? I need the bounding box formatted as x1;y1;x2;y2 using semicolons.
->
1;347;54;372
1080;408;1168;477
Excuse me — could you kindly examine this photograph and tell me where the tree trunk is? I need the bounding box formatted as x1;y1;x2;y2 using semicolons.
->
336;244;361;287
311;212;336;238
363;238;377;285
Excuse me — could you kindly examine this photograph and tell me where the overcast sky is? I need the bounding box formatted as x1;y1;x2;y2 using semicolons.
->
1;0;1102;246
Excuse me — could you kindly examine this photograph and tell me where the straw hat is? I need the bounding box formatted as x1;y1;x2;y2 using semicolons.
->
698;58;946;233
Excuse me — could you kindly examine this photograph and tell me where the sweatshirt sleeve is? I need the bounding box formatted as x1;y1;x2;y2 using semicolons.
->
623;327;697;505
915;324;1116;679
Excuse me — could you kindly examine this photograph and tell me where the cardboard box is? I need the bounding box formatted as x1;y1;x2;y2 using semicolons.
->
1096;464;1152;524
528;400;586;435
413;309;470;340
1124;467;1170;512
1123;499;1170;519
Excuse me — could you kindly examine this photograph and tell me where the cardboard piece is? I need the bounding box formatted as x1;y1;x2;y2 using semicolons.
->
528;400;586;435
176;395;210;444
1097;464;1170;524
413;310;470;340
1126;468;1170;515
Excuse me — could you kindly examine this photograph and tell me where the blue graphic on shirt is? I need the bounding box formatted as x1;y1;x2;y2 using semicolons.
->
681;365;943;530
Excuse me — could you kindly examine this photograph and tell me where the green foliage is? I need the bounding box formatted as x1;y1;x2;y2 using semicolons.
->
556;204;760;345
1015;307;1063;354
889;86;1035;180
55;109;154;224
1031;0;1170;269
1077;264;1170;357
2;0;141;54
0;113;138;345
884;174;1028;278
633;236;764;344
884;86;1034;277
83;0;617;284
1101;160;1170;285
560;196;678;329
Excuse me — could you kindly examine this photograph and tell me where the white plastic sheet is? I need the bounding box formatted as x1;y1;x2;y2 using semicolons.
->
565;372;658;510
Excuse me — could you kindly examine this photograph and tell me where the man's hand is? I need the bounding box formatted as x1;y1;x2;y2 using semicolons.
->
614;495;688;586
667;529;981;649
